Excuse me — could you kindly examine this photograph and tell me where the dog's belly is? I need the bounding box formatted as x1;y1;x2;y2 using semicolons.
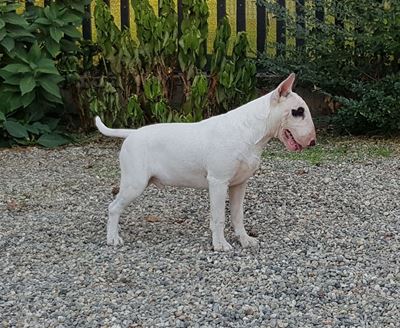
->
151;169;209;189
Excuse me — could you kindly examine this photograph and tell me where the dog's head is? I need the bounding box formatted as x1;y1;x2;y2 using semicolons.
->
269;73;316;151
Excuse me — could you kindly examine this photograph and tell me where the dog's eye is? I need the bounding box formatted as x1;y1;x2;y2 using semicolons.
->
292;107;305;118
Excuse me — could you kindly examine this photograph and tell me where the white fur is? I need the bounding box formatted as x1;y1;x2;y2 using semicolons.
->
96;74;316;251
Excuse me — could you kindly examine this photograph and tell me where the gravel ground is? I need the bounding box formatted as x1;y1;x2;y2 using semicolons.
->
1;136;399;327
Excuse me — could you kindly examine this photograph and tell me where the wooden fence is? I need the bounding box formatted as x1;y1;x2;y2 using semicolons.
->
22;0;327;57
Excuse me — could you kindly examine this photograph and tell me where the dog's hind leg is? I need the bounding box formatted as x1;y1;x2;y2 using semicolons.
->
229;182;259;248
107;178;147;246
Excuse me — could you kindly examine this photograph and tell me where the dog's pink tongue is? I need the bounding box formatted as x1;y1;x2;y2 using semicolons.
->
286;135;303;151
288;137;295;147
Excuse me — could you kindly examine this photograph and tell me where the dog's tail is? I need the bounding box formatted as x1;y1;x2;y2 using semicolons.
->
95;116;133;139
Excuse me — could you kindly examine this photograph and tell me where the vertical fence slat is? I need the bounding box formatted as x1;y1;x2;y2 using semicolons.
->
120;0;130;28
315;0;324;23
276;0;286;56
217;0;226;23
256;3;266;54
82;3;92;40
296;0;305;47
177;0;183;37
208;1;217;52
236;0;245;32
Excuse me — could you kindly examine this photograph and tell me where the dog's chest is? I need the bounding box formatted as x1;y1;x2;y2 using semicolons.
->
230;154;260;186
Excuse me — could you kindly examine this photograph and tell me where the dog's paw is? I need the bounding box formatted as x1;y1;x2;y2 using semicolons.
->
240;235;259;248
107;235;124;246
213;240;233;252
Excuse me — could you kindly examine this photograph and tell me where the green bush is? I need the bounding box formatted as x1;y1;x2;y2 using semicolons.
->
257;0;400;133
0;0;89;146
76;0;256;129
333;74;400;134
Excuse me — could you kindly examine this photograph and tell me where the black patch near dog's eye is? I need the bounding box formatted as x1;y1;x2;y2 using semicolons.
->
292;107;305;118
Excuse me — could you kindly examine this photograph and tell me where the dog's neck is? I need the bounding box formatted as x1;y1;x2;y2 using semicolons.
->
226;92;281;149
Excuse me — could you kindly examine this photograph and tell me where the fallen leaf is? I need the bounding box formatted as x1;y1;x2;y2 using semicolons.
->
145;215;160;223
6;199;18;211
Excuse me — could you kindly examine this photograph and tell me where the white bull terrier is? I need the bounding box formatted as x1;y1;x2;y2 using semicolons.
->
96;73;316;251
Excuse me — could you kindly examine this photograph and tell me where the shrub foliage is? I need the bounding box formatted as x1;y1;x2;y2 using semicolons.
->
257;0;400;133
0;0;90;146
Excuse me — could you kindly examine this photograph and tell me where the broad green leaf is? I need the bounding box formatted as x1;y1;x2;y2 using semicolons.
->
28;43;42;63
37;133;68;148
36;58;59;75
39;78;61;99
1;36;15;52
45;38;60;58
62;25;81;39
31;122;51;133
1;63;30;73
43;6;53;20
0;19;5;30
21;91;36;108
0;111;5;122
0;70;21;85
8;94;23;111
4;120;29;139
0;29;6;42
20;75;36;95
36;66;59;75
0;3;20;13
2;13;28;27
62;12;81;24
44;118;60;130
8;29;35;39
50;27;64;42
41;74;64;85
35;17;51;25
26;124;39;135
41;88;63;104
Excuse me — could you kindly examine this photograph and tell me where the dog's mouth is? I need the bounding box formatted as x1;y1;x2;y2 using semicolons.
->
283;129;303;151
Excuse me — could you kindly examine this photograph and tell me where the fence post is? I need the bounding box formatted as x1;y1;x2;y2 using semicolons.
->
296;0;305;48
256;3;266;54
276;0;285;56
236;0;246;32
82;3;92;40
120;0;130;28
217;0;226;23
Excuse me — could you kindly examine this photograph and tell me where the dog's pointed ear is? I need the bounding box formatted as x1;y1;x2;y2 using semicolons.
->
271;73;296;103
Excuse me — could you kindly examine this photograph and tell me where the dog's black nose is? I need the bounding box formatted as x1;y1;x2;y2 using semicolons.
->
309;139;316;147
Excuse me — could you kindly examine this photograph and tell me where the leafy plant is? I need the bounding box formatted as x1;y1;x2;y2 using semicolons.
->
94;0;140;125
333;74;400;134
76;0;256;131
184;73;208;121
27;2;82;58
208;17;231;109
215;31;257;111
257;0;400;133
0;1;34;58
143;75;172;123
0;42;63;112
179;0;209;96
0;0;86;146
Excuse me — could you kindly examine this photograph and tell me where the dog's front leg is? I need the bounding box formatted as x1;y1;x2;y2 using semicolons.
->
208;177;232;251
229;182;259;248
